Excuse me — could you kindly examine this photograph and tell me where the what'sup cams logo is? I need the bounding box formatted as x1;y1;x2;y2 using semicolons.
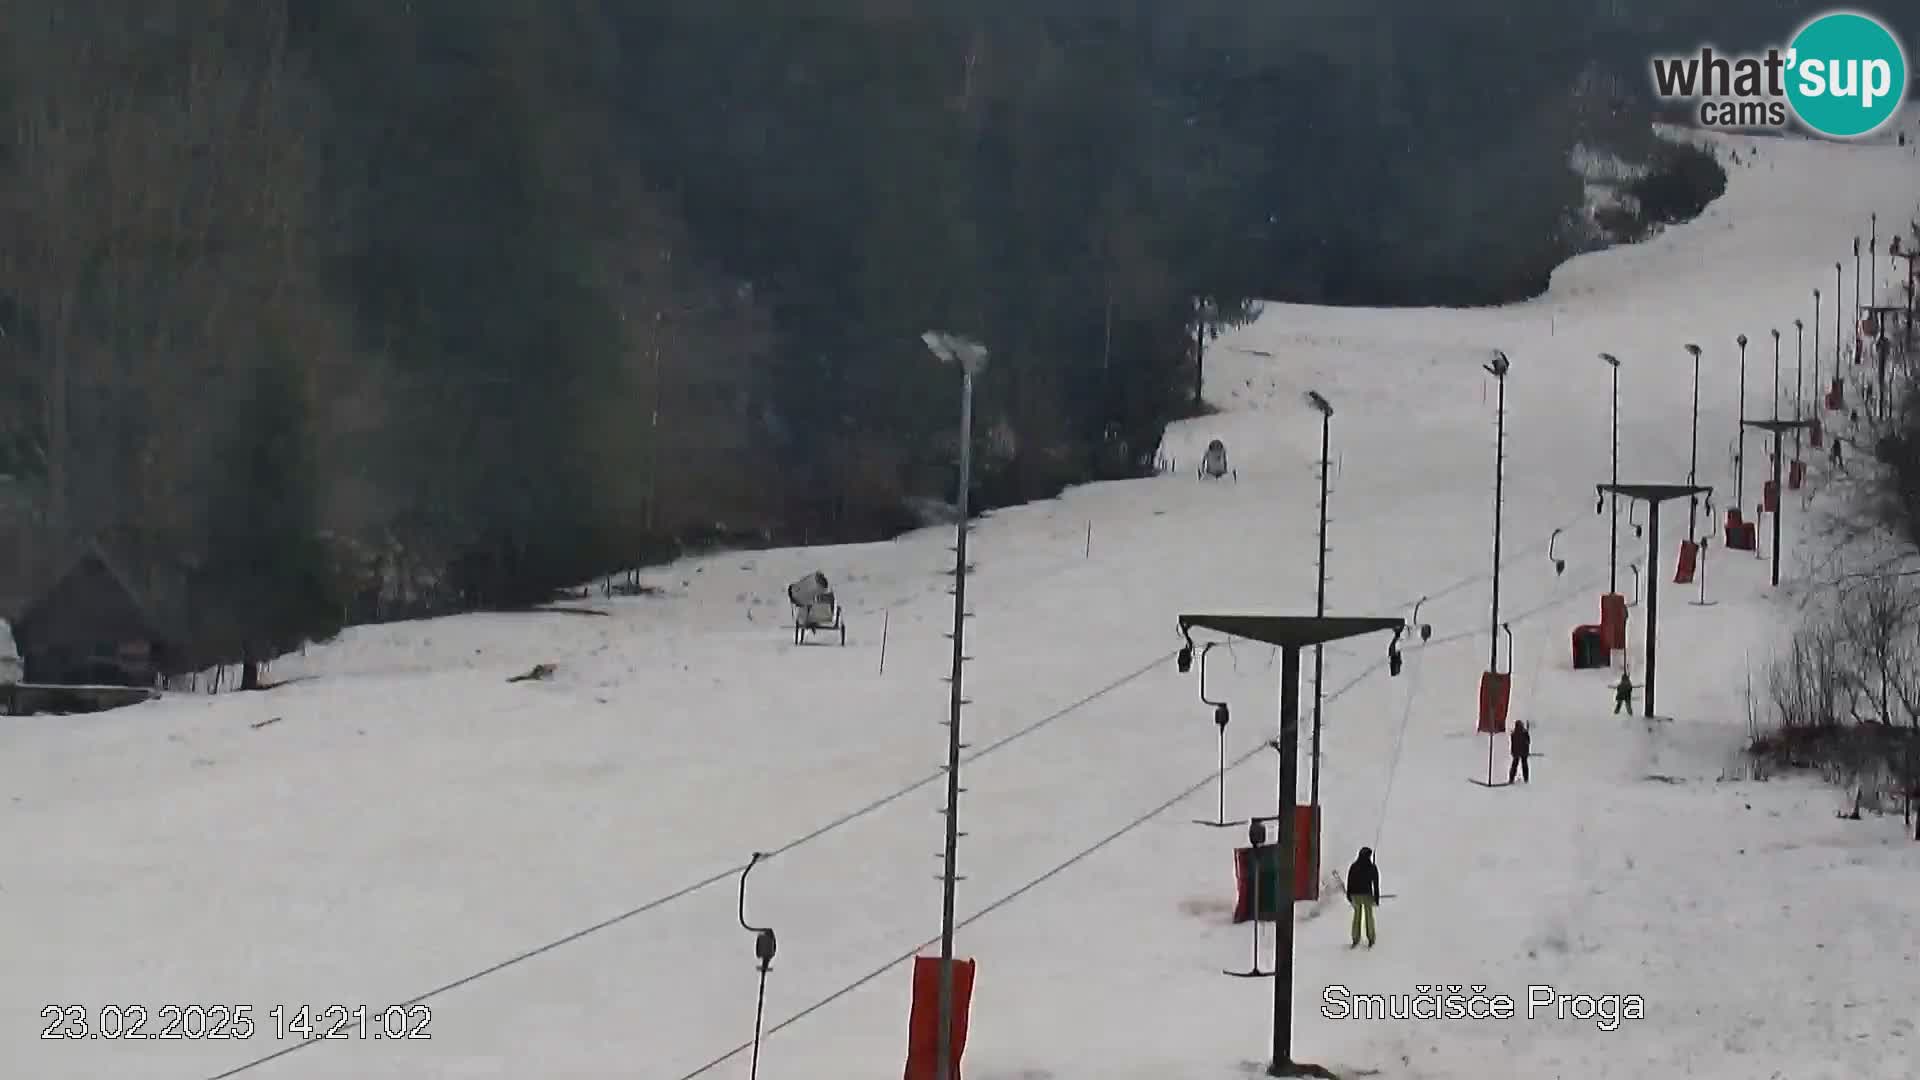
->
1650;11;1908;137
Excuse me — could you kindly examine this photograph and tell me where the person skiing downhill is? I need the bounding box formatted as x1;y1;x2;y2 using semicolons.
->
1613;670;1635;714
1346;847;1379;949
1508;720;1531;784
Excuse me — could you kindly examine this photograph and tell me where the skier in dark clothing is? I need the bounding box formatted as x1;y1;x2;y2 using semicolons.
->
1345;847;1379;948
1508;720;1531;783
1613;670;1635;714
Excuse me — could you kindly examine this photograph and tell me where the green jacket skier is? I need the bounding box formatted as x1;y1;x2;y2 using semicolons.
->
1613;670;1635;714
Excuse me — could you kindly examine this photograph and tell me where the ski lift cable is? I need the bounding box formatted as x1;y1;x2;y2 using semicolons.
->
1370;636;1427;853
204;509;1597;1080
673;568;1608;1080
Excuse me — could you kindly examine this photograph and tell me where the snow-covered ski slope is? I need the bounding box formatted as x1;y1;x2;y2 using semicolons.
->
8;119;1920;1080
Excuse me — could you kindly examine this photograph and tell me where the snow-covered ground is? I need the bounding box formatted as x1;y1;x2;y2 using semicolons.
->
8;118;1920;1080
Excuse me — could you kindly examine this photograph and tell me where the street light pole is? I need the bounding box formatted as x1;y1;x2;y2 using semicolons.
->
1601;353;1622;590
1793;319;1805;457
1683;345;1700;542
1304;390;1333;887
1813;289;1822;421
1770;329;1781;419
921;330;988;1080
1486;351;1510;673
1835;263;1844;381
1735;334;1749;511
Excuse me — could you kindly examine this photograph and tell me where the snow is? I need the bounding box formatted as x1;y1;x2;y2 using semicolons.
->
7;116;1920;1080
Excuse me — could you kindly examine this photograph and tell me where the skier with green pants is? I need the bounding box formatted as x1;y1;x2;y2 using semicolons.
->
1346;847;1379;948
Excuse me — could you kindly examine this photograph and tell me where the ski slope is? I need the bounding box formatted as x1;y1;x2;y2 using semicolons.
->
7;120;1920;1080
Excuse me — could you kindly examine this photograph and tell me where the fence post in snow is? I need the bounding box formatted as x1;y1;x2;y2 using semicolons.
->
1085;522;1092;559
879;610;890;676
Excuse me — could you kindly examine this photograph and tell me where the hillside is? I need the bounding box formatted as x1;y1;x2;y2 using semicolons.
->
6;117;1920;1079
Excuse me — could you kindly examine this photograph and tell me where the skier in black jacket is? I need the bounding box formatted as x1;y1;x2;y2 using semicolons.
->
1346;847;1379;948
1508;720;1531;784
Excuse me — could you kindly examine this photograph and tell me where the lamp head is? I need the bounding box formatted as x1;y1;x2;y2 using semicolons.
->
1249;819;1267;847
1684;343;1701;358
1598;351;1619;367
1737;334;1748;347
921;330;989;375
1484;350;1510;378
1771;328;1780;340
1794;319;1803;329
1177;624;1194;672
1214;702;1230;728
1304;389;1333;417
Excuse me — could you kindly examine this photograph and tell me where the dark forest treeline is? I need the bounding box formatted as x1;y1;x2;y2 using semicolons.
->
0;3;1810;670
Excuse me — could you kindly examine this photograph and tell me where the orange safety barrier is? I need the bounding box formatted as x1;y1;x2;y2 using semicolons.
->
1674;539;1698;584
1599;593;1628;650
1232;804;1319;919
905;956;976;1080
1477;671;1510;734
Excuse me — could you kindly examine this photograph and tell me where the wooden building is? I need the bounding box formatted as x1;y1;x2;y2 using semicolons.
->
10;541;189;687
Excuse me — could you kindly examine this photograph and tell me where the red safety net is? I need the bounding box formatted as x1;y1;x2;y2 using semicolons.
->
905;956;976;1080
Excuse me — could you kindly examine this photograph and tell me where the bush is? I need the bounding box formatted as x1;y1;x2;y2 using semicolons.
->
1761;576;1920;834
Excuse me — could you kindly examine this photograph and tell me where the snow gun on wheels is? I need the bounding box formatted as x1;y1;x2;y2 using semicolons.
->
787;571;847;645
1198;438;1237;482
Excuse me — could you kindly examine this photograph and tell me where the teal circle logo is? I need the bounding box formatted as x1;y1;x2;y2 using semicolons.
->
1785;12;1907;137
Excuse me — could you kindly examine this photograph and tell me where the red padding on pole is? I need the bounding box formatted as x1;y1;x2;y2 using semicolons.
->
905;956;976;1080
1762;480;1779;514
1231;806;1320;920
1827;377;1844;409
1809;420;1824;448
1788;459;1806;490
1599;594;1628;650
1477;672;1510;734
